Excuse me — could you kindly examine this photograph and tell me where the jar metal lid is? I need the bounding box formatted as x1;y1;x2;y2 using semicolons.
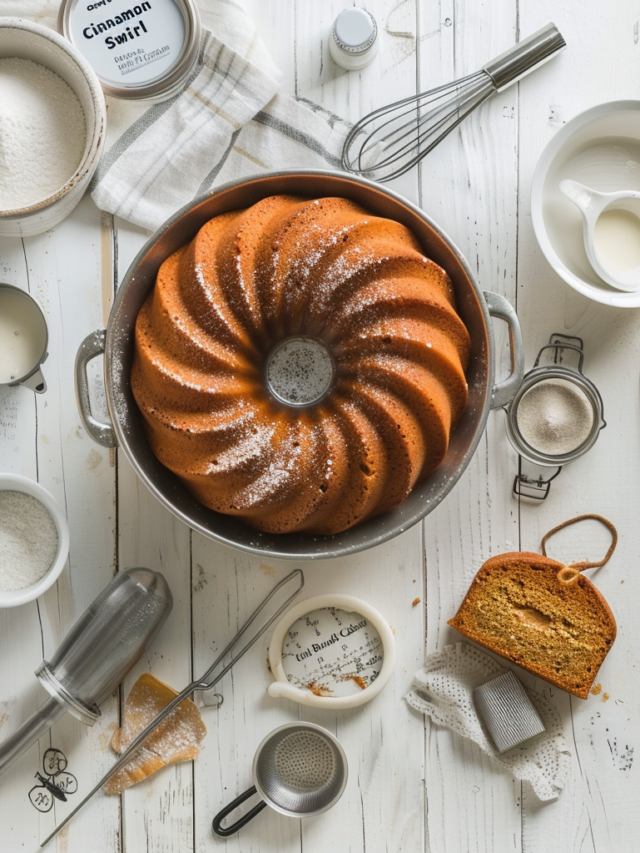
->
58;0;201;102
332;8;377;56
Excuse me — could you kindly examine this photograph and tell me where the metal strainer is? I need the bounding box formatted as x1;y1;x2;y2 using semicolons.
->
212;722;348;836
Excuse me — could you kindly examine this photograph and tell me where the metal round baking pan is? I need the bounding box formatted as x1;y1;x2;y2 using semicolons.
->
75;169;524;560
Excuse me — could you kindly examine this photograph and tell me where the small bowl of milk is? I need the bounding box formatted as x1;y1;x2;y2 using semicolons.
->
532;100;640;307
0;18;106;237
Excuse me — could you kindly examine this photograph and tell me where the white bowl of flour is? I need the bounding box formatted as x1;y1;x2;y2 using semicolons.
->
0;473;70;607
0;19;106;237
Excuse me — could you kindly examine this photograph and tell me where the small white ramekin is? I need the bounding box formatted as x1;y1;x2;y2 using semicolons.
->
0;473;70;607
0;18;106;238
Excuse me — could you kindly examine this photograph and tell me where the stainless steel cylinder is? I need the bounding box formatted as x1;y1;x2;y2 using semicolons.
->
0;567;172;776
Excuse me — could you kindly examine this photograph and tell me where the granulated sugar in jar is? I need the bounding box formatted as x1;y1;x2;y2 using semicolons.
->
515;378;595;456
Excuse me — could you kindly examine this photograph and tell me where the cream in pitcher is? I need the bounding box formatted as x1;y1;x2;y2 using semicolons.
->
0;284;48;393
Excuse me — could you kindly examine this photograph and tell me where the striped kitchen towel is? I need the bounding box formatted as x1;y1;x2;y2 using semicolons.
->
89;1;353;231
1;0;353;232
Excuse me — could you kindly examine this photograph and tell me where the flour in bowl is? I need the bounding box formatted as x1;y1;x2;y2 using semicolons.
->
0;58;86;211
0;491;59;590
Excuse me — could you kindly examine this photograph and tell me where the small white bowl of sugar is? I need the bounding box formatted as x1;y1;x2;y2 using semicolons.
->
0;19;106;237
0;474;70;607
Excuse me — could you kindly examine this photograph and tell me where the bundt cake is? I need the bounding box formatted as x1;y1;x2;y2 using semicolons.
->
131;195;470;535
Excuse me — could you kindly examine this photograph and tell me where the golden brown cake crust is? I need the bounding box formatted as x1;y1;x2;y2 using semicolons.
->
131;195;471;535
448;552;616;699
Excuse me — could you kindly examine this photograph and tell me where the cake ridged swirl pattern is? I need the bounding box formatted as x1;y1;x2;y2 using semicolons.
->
131;196;471;535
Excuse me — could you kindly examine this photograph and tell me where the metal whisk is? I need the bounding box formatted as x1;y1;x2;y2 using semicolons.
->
342;23;566;182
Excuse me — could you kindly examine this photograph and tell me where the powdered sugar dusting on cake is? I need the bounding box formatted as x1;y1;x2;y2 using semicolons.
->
128;194;471;535
206;421;275;474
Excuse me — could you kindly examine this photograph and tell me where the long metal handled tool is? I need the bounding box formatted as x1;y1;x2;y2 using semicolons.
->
342;23;567;182
41;569;305;848
0;567;173;778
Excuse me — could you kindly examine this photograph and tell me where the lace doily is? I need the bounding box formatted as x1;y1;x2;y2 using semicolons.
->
405;643;571;801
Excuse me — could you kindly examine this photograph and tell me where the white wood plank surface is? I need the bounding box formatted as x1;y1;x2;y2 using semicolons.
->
1;1;639;852
416;3;523;851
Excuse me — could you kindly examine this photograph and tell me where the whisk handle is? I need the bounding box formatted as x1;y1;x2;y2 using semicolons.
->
483;23;566;92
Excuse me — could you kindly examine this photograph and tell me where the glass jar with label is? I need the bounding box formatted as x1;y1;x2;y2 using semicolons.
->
58;0;201;102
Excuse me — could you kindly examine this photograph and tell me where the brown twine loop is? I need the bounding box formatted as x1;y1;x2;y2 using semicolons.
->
556;566;581;586
540;514;618;583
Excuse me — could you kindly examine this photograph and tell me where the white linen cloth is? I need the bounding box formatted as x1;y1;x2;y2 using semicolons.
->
405;643;572;801
1;0;352;231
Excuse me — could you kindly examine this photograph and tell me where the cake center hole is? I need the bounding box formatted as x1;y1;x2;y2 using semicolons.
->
266;337;334;406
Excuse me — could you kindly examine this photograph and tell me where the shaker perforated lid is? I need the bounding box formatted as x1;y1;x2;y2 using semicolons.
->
333;8;377;53
58;0;200;101
330;8;378;70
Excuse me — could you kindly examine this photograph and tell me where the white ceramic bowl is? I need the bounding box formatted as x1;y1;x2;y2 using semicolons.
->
0;473;70;607
531;100;640;307
0;18;106;238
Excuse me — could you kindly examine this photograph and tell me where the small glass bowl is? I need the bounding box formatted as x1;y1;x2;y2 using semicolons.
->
0;474;70;607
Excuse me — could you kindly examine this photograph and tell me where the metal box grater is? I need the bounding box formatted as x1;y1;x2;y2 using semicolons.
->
473;671;546;753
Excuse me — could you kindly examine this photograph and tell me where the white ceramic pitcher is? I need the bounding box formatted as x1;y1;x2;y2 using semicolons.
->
560;178;640;292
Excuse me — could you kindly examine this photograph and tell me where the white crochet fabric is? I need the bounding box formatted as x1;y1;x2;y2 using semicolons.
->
405;643;571;801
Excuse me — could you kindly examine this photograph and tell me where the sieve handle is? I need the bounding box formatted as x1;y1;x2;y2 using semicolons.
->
212;786;267;837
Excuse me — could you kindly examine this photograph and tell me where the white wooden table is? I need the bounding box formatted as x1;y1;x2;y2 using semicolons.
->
1;1;638;851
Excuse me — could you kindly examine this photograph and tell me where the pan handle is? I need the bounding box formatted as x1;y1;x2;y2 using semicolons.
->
484;291;524;410
212;785;268;837
75;330;117;448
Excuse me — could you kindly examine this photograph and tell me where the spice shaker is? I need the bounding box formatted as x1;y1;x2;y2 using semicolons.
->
0;567;172;777
58;0;201;102
329;8;379;71
504;334;606;499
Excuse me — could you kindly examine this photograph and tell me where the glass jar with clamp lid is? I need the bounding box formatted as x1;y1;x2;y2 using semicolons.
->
504;334;606;499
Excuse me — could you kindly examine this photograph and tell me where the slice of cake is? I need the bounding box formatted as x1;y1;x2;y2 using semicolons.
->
104;674;207;794
448;552;616;699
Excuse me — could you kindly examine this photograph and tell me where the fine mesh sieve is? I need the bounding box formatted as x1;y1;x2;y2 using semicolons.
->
212;723;348;837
